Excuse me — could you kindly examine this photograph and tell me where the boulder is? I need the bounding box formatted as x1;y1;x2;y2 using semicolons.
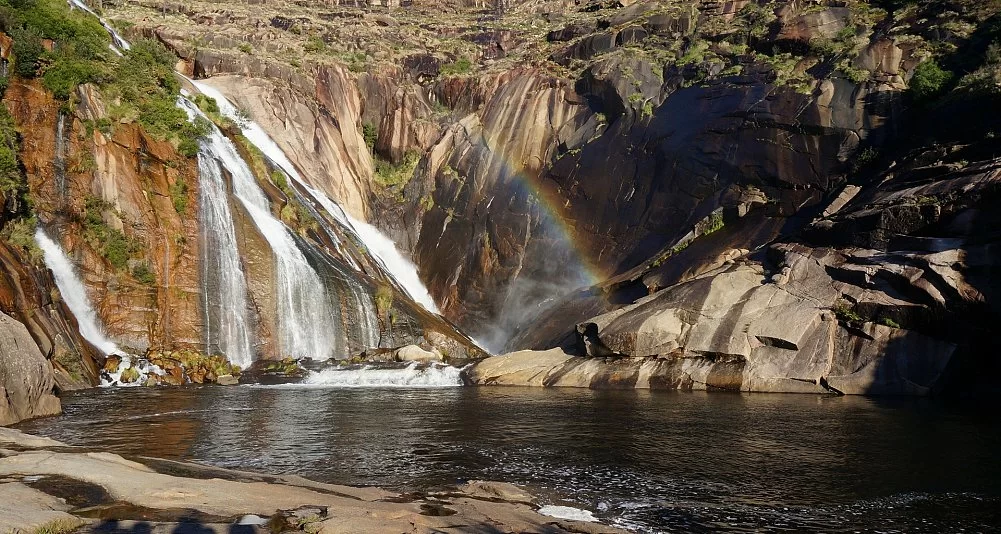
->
395;345;442;363
216;374;240;386
457;480;535;504
0;312;61;426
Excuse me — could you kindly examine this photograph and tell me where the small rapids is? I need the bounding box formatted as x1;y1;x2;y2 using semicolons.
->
100;355;164;387
289;362;466;388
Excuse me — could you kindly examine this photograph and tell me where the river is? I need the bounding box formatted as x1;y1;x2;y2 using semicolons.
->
16;385;1001;532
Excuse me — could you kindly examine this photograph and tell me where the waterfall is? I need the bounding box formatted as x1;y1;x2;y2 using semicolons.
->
67;0;131;52
188;81;441;315
63;5;409;363
196;152;254;368
35;229;121;356
54;113;67;198
179;99;341;360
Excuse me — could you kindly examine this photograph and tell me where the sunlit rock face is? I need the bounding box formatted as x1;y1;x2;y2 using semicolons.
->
121;0;913;351
3;0;1000;397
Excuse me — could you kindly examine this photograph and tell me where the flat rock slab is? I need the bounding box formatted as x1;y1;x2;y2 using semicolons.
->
0;433;627;534
0;482;82;532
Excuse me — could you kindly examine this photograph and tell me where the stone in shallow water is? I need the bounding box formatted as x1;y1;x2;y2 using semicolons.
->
395;344;442;363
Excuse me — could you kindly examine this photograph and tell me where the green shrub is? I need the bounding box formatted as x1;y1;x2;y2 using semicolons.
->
42;56;104;99
879;317;901;329
191;93;220;114
82;196;142;271
833;301;863;322
238;43;253;55
440;57;473;76
96;117;112;135
104;39;209;154
304;35;326;54
703;211;724;236
852;146;880;174
1;216;42;263
374;151;419;188
375;284;393;316
272;170;292;196
909;59;952;100
0;105;22;195
131;262;155;285
169;179;188;213
3;0;111;96
10;27;45;78
363;122;378;150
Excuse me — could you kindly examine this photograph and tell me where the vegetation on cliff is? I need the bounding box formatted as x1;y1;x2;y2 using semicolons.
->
0;0;206;155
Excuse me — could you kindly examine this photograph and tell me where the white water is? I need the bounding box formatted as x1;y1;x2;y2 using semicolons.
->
196;152;255;368
35;230;120;356
101;354;164;387
189;81;441;314
538;505;599;523
180;99;340;360
294;362;464;388
68;0;131;52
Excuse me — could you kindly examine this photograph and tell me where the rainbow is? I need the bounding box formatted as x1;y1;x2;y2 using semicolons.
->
460;129;609;290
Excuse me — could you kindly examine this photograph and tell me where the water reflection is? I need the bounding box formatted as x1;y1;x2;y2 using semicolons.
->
17;387;1001;532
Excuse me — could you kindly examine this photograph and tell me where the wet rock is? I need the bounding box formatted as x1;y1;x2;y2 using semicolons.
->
0;437;627;533
458;480;534;504
103;355;122;374
216;374;239;386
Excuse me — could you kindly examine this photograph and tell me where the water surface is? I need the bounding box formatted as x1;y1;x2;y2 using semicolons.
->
17;386;1001;532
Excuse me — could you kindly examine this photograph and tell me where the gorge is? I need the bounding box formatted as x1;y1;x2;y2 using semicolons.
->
2;0;1001;531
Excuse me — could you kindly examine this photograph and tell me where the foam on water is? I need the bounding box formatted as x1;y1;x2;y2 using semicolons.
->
293;363;465;388
35;229;120;356
538;505;599;523
100;355;164;387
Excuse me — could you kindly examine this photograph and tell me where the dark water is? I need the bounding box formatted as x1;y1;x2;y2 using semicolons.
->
16;385;1001;532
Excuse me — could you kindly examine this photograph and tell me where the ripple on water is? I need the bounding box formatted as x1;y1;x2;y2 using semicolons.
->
13;387;1001;533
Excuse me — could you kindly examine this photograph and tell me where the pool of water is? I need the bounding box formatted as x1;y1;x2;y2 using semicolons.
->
16;385;1001;532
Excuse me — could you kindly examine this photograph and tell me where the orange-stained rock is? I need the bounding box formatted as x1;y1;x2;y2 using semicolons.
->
5;79;204;356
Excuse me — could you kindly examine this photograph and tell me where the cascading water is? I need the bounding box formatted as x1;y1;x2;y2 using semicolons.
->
68;0;130;52
35;229;120;356
54;113;67;198
188;81;441;315
67;4;452;370
196;152;254;368
180;99;341;360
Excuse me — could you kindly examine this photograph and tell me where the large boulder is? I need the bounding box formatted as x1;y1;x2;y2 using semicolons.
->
0;312;61;426
395;344;442;363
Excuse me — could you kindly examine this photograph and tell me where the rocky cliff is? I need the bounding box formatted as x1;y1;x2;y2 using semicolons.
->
90;0;1001;394
2;0;1001;405
0;0;484;423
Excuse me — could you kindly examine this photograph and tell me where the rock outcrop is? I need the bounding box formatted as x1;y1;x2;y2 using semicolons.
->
0;313;60;425
0;427;625;533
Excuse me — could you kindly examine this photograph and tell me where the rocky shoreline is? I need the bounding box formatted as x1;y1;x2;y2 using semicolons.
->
0;427;624;534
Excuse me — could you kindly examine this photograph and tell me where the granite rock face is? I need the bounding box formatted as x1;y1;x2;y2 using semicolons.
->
0;312;61;425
